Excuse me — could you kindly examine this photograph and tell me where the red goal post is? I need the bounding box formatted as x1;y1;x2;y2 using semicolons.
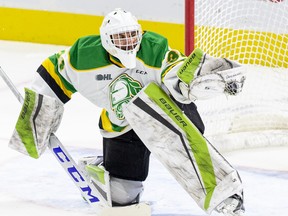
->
185;0;194;56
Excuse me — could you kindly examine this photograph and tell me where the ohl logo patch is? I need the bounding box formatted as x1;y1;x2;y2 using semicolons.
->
95;74;112;81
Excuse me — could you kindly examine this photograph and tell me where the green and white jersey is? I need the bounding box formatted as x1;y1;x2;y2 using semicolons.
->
31;31;188;137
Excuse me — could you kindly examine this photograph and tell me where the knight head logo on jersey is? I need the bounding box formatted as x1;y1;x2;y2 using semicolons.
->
109;74;142;119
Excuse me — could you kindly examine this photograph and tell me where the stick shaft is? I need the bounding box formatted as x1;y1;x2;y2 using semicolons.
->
0;67;24;104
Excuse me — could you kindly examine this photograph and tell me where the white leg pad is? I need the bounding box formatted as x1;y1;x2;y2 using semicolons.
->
123;83;243;214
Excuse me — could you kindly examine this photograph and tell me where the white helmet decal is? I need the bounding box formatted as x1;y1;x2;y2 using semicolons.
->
100;8;142;69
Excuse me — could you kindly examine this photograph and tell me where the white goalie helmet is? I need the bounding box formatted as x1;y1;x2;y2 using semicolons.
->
100;8;142;68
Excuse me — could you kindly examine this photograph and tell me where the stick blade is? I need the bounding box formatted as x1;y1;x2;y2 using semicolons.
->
100;202;151;216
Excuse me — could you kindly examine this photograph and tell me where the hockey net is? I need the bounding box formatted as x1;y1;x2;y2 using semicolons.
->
189;0;288;152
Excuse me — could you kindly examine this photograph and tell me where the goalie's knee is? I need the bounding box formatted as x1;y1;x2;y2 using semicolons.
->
110;177;143;206
78;156;144;206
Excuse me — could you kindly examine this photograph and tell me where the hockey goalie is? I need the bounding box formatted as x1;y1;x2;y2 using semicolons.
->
8;8;246;216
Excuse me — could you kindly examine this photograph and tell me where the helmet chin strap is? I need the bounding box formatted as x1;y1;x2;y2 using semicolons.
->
116;51;137;69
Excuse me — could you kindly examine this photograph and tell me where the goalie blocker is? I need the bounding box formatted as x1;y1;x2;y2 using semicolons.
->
9;88;64;158
123;82;244;215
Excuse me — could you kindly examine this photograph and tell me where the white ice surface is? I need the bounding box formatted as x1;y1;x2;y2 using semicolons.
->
0;40;287;216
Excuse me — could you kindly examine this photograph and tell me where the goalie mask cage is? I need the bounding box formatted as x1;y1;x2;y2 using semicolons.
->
185;0;288;152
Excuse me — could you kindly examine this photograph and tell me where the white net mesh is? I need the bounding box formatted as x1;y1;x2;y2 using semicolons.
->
193;0;288;151
195;0;288;68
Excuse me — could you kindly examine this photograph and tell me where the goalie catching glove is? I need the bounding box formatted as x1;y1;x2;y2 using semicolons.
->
177;48;246;101
9;88;64;158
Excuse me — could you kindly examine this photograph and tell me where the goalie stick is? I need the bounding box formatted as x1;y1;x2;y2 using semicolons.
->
0;66;151;216
0;66;106;208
